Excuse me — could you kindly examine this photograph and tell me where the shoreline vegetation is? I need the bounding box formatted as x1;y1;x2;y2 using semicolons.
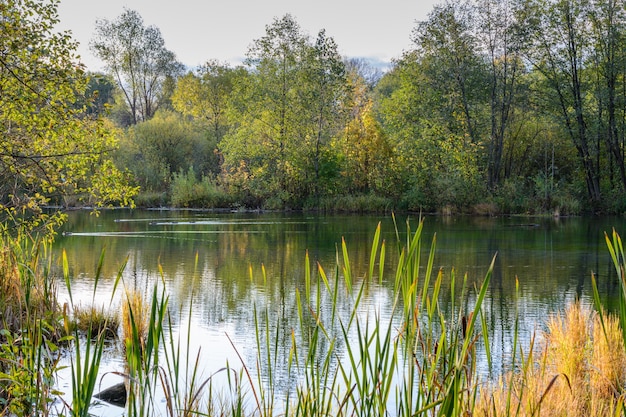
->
1;219;625;416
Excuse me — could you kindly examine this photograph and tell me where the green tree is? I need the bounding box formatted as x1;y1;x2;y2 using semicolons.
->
91;9;183;125
300;29;348;199
588;0;626;192
518;0;602;205
221;14;310;206
84;72;117;116
221;16;351;207
476;0;523;189
172;61;245;144
411;0;487;145
0;0;137;233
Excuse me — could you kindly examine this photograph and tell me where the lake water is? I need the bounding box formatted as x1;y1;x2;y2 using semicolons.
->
53;210;626;414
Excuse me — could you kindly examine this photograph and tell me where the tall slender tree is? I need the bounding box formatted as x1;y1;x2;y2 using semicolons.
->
589;0;626;192
477;0;523;189
91;9;183;125
518;0;602;205
302;29;348;198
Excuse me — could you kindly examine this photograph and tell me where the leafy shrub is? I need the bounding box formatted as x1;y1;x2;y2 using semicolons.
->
170;167;231;208
493;177;532;214
133;191;168;208
315;194;393;213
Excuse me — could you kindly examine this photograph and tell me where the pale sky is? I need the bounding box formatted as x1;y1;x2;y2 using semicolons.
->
57;0;439;71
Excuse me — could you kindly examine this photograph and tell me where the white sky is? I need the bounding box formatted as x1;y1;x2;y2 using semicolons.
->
57;0;439;72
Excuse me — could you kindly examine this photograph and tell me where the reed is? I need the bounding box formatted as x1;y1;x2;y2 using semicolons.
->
121;288;150;354
123;283;168;417
62;248;125;417
476;302;626;417
0;231;64;416
227;218;494;417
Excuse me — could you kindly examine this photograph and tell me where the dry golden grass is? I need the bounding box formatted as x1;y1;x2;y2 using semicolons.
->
0;245;24;332
476;302;626;417
0;243;59;337
72;303;120;339
121;289;149;352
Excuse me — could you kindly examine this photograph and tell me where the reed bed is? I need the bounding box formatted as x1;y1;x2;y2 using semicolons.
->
1;220;626;416
476;302;626;416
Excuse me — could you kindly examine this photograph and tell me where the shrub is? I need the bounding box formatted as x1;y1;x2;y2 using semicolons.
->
493;177;532;214
315;194;393;212
170;167;231;208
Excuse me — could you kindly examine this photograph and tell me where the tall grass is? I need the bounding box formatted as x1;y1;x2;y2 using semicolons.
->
62;248;125;417
223;218;494;416
0;231;63;416
477;302;626;416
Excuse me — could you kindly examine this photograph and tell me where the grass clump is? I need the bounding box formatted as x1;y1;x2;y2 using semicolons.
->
0;232;65;416
477;302;626;416
170;166;231;208
121;289;150;353
71;303;120;340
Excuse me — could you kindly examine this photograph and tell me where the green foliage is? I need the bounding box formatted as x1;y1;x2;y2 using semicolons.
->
314;194;393;213
90;9;184;124
0;0;138;234
115;111;217;193
172;61;245;146
170;167;231;208
220;15;349;208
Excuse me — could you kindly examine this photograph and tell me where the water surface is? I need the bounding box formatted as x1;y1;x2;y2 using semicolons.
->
54;210;626;414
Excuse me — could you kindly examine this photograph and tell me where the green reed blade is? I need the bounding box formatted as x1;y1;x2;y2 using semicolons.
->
305;250;311;302
480;307;492;371
369;222;381;281
459;254;494;363
342;236;352;292
591;272;609;341
379;240;386;285
62;249;72;306
92;248;106;300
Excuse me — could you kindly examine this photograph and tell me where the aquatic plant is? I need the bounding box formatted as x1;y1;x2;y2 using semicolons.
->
0;232;63;416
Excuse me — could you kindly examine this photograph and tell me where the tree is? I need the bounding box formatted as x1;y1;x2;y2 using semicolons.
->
476;0;523;189
83;72;117;116
221;15;351;207
0;0;138;234
518;0;602;205
172;61;245;143
412;0;487;145
588;0;626;192
91;9;183;125
221;14;310;206
301;30;348;198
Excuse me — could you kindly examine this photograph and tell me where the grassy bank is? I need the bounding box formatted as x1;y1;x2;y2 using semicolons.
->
0;221;625;416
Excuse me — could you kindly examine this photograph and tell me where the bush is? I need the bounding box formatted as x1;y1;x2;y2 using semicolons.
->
133;191;168;208
170;167;231;208
493;177;533;214
315;194;394;213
